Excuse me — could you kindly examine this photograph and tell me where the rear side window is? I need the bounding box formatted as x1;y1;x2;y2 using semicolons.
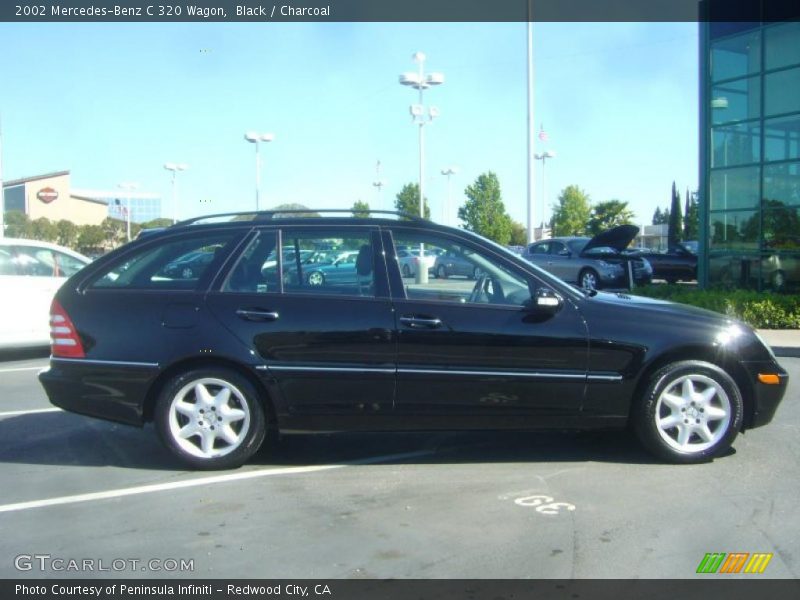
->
90;232;239;290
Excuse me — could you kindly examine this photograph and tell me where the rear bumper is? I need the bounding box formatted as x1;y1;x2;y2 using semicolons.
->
39;358;160;426
741;359;789;428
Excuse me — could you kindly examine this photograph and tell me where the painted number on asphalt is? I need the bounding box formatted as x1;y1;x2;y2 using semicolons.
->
513;494;576;515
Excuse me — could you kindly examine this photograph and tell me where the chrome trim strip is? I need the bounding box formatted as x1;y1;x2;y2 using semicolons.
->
587;374;624;382
256;364;623;382
398;368;585;380
263;365;396;374
51;358;159;368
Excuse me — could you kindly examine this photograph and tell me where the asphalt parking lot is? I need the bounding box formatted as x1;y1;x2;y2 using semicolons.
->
0;350;798;579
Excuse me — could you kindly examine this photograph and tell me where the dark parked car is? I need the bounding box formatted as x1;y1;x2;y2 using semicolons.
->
631;242;697;283
522;225;652;290
39;210;787;469
161;249;216;279
433;248;482;279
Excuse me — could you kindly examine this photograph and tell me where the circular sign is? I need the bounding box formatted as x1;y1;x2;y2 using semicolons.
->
37;187;59;204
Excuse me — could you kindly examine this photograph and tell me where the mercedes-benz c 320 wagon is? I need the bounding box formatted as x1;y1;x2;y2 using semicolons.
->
39;210;788;469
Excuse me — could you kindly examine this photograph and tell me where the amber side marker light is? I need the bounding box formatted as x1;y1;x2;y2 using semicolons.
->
758;374;780;385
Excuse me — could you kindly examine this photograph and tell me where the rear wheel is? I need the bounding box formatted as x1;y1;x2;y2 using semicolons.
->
402;264;411;278
633;361;742;464
155;367;266;470
772;270;786;291
437;265;448;279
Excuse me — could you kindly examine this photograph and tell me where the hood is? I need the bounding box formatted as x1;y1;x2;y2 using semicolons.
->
582;224;639;253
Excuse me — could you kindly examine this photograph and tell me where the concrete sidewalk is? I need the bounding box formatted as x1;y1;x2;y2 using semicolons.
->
757;329;800;358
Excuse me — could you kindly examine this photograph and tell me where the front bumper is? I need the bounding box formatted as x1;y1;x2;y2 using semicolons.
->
741;359;789;428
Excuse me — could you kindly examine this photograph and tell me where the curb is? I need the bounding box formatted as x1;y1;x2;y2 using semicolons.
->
773;347;800;359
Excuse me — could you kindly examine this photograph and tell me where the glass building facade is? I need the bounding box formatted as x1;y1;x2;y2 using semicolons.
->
701;7;800;292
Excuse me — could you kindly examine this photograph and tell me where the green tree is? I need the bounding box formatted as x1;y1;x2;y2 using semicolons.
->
101;217;126;246
30;217;59;242
4;211;32;238
509;221;528;246
668;181;683;247
551;185;591;236
394;183;430;220
351;200;370;218
457;172;513;244
268;203;320;218
56;219;79;248
141;218;174;229
77;225;106;253
587;199;636;236
683;189;699;241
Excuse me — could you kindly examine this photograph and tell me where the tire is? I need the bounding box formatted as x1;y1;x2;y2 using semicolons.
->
632;361;743;464
665;277;678;285
402;264;411;278
181;267;194;279
155;367;267;470
437;265;448;279
579;268;599;291
307;271;325;286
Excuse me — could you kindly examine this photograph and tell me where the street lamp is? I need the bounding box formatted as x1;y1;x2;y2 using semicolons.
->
117;182;138;242
441;166;458;226
400;51;444;283
164;162;188;224
534;150;555;239
244;131;274;211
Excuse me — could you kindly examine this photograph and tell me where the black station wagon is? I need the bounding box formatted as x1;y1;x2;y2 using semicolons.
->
39;210;788;469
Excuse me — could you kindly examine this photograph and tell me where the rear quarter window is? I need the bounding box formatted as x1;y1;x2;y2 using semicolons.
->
89;232;241;291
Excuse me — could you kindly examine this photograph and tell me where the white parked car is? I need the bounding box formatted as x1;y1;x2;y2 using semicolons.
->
397;248;438;278
0;238;91;349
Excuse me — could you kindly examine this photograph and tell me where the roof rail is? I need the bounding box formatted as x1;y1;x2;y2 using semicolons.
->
173;209;425;227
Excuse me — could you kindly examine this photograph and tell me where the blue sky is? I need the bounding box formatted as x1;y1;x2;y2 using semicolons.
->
0;21;699;228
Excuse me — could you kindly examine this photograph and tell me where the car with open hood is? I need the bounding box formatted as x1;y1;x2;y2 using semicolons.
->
38;210;787;469
522;225;652;290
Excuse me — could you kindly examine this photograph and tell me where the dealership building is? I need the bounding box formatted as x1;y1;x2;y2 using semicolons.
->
700;1;800;292
2;171;161;227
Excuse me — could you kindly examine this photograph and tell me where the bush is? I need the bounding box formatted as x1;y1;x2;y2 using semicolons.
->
632;285;800;329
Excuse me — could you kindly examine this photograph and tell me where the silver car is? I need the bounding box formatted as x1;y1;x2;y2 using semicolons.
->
521;225;652;290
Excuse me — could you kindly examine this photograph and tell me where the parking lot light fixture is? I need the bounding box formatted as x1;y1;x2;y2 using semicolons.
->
164;163;188;224
117;182;139;242
244;132;275;211
534;150;555;237
399;51;444;283
441;167;458;226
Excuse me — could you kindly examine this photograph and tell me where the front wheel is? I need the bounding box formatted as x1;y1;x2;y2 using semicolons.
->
632;361;743;464
579;268;599;291
437;265;448;279
307;271;325;286
155;368;267;469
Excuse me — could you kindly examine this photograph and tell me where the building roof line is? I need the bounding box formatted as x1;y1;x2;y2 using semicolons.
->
2;170;70;187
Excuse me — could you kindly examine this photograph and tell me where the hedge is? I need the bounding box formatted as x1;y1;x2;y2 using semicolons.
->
631;285;800;329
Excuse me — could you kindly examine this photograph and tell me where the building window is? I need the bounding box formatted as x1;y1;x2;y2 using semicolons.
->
709;210;760;251
710;166;761;211
710;30;761;82
711;76;761;124
711;121;760;167
764;67;800;117
763;161;800;209
765;22;800;71
764;114;800;162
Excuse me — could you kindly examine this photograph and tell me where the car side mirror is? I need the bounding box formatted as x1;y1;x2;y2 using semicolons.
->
529;287;563;314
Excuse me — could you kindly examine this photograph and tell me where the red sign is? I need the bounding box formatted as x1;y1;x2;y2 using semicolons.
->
37;187;59;204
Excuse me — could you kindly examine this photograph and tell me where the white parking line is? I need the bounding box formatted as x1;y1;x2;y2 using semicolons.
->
0;407;61;418
0;449;432;514
0;366;46;374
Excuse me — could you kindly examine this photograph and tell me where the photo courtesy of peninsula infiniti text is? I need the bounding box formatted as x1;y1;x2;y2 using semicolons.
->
38;210;789;469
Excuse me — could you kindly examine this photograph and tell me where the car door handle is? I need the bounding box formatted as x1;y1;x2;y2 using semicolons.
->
400;315;442;329
236;309;280;322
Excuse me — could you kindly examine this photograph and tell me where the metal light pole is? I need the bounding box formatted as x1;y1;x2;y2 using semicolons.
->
118;182;138;242
164;162;188;224
441;166;458;226
526;9;536;244
534;150;555;238
244;132;274;211
0;115;4;239
373;160;386;210
400;51;444;283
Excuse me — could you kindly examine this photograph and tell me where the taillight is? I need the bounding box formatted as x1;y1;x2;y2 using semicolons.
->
50;299;85;358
